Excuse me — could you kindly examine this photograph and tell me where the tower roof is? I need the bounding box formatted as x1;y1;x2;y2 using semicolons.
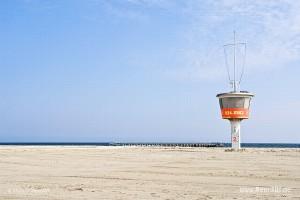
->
216;91;254;98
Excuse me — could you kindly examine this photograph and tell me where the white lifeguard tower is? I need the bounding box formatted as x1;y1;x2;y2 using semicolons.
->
217;32;254;149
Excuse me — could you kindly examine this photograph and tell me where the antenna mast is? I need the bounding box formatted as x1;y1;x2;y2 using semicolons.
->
233;31;236;92
223;31;246;93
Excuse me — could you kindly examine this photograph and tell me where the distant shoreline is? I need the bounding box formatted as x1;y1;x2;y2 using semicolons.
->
0;143;299;148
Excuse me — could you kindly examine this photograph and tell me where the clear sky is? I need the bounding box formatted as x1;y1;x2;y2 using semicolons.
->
0;0;299;143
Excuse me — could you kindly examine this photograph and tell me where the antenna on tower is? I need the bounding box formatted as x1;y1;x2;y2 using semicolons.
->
223;31;246;92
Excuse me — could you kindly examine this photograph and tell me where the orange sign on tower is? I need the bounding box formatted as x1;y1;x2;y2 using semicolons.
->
221;108;249;119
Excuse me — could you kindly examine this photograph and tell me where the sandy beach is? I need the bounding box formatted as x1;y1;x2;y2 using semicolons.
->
0;147;299;200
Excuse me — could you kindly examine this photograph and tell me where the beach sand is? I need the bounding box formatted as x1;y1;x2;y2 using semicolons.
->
0;147;299;199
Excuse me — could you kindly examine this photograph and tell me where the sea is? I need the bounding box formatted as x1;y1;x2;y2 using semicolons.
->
0;143;299;148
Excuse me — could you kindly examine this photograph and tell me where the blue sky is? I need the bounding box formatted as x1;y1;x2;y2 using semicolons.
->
0;0;299;143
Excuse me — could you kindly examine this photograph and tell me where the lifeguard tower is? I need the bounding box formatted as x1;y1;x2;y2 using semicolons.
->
217;32;254;149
